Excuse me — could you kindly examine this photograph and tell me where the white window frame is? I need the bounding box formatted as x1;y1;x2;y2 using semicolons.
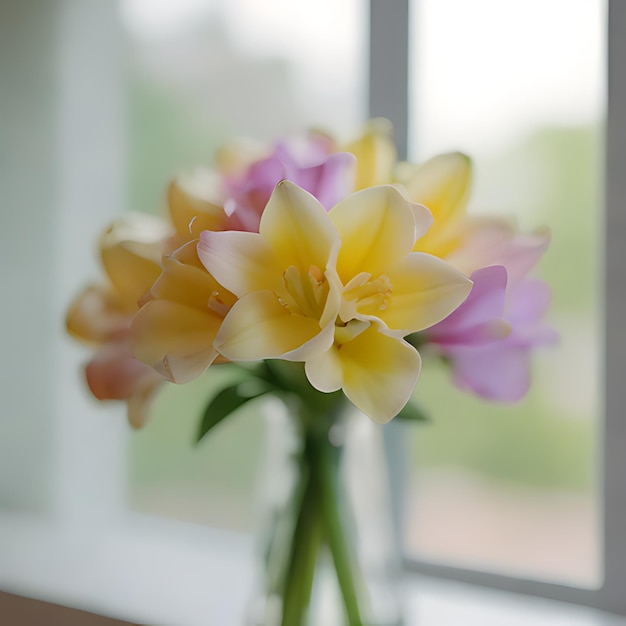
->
0;0;624;623
371;0;626;616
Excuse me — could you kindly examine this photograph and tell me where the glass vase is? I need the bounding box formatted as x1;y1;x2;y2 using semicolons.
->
247;395;404;626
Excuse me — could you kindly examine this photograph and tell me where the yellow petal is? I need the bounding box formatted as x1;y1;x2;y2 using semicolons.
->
400;152;472;222
198;231;282;297
168;171;227;239
99;213;173;306
99;212;173;250
409;202;435;241
330;185;416;282
339;325;421;424
259;180;340;274
148;241;236;313
369;252;472;333
131;300;220;383
304;318;368;394
66;284;128;342
343;118;397;190
400;153;472;258
305;347;343;393
127;381;162;430
215;291;335;362
101;243;162;307
414;215;468;259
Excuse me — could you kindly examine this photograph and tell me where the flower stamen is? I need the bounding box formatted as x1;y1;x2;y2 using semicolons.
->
208;291;231;317
343;272;393;315
280;265;328;319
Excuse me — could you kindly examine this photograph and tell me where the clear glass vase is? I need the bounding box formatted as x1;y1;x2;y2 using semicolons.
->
247;395;404;626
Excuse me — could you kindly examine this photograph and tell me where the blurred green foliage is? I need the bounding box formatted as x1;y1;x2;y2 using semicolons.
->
409;124;602;492
407;360;595;492
524;125;602;314
128;76;232;217
131;366;263;492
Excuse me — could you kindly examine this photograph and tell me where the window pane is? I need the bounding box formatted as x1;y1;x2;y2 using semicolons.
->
405;0;605;586
120;0;366;531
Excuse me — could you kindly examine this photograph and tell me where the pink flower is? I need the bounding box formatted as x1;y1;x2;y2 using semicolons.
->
423;266;556;402
447;218;551;282
425;266;511;348
85;333;163;429
222;136;356;232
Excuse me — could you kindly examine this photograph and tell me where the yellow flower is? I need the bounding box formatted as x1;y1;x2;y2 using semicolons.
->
342;118;397;190
340;122;475;261
198;181;342;362
97;212;175;313
396;152;551;278
66;213;174;428
305;322;423;423
330;185;470;334
167;169;229;243
200;181;471;423
341;124;476;261
397;152;472;258
131;240;237;384
305;185;472;423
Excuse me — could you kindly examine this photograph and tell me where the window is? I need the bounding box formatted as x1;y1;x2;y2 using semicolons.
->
404;0;603;588
396;0;626;615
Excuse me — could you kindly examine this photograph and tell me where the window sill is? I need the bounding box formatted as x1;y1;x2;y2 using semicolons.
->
0;512;623;626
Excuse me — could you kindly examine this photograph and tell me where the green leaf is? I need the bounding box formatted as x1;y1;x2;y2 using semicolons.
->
261;360;345;409
255;360;300;391
196;380;271;443
395;399;430;423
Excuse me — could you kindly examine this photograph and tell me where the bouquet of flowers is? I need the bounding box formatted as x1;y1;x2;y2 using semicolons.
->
66;119;554;625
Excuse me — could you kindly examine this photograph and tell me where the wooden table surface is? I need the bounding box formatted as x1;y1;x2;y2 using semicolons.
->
0;591;138;626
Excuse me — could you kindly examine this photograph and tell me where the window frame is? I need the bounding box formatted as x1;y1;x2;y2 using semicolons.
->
370;0;625;615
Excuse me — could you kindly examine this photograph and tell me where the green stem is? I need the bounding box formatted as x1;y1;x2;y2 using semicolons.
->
280;478;322;626
268;403;366;625
315;435;364;626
